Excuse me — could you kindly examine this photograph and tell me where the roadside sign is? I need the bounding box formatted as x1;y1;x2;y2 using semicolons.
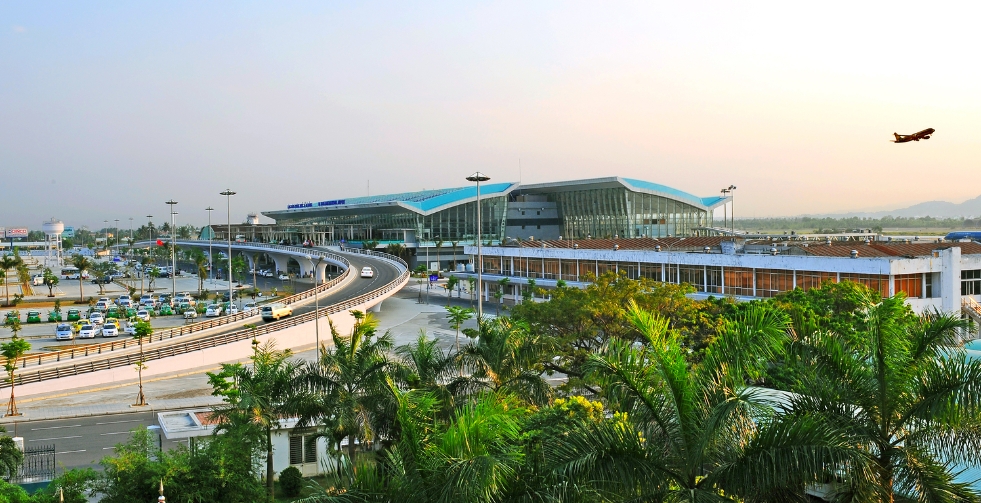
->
63;226;75;238
5;228;28;238
429;274;439;283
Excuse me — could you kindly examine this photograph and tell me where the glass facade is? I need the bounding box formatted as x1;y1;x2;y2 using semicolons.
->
271;197;508;244
550;187;712;239
963;269;981;296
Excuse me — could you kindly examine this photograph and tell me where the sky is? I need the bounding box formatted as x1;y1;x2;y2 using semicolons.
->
3;1;981;230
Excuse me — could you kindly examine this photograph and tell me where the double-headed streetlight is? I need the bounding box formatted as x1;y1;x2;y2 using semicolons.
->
466;172;490;321
103;220;109;253
221;189;236;312
722;185;736;234
206;206;215;283
165;200;178;296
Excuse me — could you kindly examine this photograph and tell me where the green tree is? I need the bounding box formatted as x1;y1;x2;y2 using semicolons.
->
208;340;302;501
296;311;393;460
190;248;208;294
133;321;152;406
0;255;22;306
1;315;30;416
231;255;248;285
494;277;510;315
445;275;460;305
455;317;553;407
445;305;474;353
93;261;115;295
70;254;93;302
780;292;981;502
394;331;458;418
42;267;59;297
549;301;864;502
0;425;23;481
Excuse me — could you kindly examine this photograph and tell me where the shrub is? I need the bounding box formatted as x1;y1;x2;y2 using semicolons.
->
279;466;303;497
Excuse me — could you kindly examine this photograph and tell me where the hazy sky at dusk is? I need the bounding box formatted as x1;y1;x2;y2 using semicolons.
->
3;2;980;229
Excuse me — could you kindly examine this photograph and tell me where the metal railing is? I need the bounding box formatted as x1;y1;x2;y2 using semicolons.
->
964;297;981;320
0;254;353;371
0;250;409;388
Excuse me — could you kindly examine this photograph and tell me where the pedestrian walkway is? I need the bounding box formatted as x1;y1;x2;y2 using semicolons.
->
1;286;475;423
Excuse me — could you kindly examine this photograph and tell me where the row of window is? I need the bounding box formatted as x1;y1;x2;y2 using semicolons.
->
964;269;981;296
480;256;938;299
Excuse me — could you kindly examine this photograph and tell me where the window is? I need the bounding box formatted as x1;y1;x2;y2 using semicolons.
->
289;435;317;465
755;269;794;298
795;271;836;291
839;274;889;297
963;269;981;296
724;267;754;296
679;265;705;291
536;211;540;215
894;274;923;298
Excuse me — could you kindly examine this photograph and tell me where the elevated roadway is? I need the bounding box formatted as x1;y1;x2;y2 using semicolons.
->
2;243;408;397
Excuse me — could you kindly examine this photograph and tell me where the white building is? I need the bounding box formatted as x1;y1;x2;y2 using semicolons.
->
464;236;981;329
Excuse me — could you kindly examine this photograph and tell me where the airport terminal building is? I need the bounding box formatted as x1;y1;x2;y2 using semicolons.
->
261;176;729;246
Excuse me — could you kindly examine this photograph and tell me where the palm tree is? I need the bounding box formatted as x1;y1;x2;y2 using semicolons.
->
190;249;208;294
208;340;302;501
444;305;473;352
548;301;866;502
0;426;23;480
70;255;93;302
780;292;981;502
394;331;458;417
0;255;22;306
454;317;553;406
295;310;394;459
132;321;152;406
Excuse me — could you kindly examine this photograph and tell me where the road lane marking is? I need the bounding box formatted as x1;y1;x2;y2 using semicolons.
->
31;425;82;430
100;431;131;436
56;450;86;454
96;419;145;425
29;436;82;442
103;447;115;450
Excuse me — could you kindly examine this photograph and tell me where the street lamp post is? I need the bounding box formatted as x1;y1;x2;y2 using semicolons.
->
129;217;133;246
146;215;154;242
165;200;178;296
114;219;120;250
103;220;109;254
307;254;324;366
727;185;736;234
206;206;214;284
466;172;490;322
221;189;236;313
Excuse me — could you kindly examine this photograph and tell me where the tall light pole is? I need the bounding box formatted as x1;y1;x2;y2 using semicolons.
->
727;185;736;234
720;186;731;233
129;217;133;246
307;254;324;366
146;215;154;242
114;219;120;250
466;172;490;322
103;220;109;254
165;200;178;296
221;189;236;313
206;206;215;283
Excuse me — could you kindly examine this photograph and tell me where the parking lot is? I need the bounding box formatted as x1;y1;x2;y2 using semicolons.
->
1;260;313;353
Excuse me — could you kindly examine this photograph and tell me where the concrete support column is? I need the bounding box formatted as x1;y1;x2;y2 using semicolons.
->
297;257;314;279
940;247;962;313
243;252;256;271
315;261;330;284
369;300;382;313
269;253;288;275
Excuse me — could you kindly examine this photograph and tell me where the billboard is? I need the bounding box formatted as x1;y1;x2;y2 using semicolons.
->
63;226;75;238
4;228;28;238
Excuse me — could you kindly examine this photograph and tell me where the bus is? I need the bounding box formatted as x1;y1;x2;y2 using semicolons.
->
60;267;89;280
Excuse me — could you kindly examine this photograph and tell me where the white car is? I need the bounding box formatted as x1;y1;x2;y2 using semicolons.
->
123;323;138;335
135;310;150;322
184;308;198;319
93;301;110;312
55;323;75;341
101;324;119;337
261;270;274;277
205;304;223;317
278;273;290;280
78;324;97;339
227;305;239;315
360;267;374;278
243;302;259;314
89;313;105;325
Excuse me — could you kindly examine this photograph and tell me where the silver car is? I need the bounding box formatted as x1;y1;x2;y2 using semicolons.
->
78;324;97;339
55;323;74;341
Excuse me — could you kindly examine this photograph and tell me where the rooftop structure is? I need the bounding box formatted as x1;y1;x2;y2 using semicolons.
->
262;177;730;246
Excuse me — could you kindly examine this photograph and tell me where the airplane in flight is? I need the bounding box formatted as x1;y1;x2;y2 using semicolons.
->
891;128;935;143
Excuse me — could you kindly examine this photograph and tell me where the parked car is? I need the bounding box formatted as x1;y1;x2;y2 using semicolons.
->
205;304;223;317
106;307;121;319
26;311;42;323
243;302;259;314
123;323;138;335
48;310;62;322
360;267;374;278
135;310;150;322
117;297;133;308
261;270;274;277
78;324;97;339
139;295;157;307
159;304;174;316
3;312;17;323
158;295;173;307
55;323;74;341
32;274;44;286
91;276;112;285
278;273;290;280
89;313;105;325
93;301;110;312
66;309;81;321
183;307;198;319
101;323;118;337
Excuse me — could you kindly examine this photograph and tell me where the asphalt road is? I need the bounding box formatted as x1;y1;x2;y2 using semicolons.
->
10;410;166;470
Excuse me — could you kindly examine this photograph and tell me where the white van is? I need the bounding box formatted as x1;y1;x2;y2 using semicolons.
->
260;303;292;321
61;267;89;280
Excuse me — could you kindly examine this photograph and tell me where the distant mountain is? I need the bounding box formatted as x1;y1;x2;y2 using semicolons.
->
810;195;981;219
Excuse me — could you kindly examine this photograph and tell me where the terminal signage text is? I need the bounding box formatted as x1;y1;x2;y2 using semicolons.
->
288;199;347;210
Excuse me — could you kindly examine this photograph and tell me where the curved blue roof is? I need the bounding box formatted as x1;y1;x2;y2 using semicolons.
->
622;178;725;208
282;182;515;214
